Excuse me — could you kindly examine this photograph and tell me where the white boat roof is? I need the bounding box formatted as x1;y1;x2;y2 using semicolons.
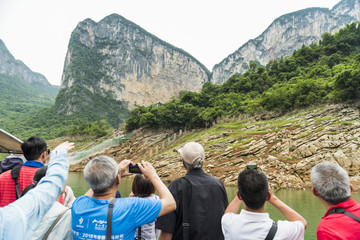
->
0;129;23;154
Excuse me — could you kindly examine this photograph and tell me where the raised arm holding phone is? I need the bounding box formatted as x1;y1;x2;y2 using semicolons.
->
72;156;175;240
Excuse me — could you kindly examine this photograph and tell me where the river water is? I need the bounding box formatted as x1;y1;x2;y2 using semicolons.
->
68;172;360;240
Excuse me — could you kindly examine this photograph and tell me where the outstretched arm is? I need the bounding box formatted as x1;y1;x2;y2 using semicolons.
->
0;142;74;238
224;194;242;214
267;188;307;229
138;160;176;217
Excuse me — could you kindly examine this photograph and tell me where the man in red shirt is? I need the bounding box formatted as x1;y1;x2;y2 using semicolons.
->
0;136;48;207
311;161;360;239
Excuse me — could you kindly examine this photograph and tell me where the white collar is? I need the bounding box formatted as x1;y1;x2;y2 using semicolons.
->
239;209;271;221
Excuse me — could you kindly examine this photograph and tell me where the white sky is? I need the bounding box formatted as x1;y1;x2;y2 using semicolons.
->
0;0;340;86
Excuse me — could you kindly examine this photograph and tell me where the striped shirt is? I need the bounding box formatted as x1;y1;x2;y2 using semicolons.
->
0;166;39;207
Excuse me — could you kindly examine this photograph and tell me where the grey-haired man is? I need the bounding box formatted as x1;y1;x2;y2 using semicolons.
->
311;161;360;239
156;142;228;240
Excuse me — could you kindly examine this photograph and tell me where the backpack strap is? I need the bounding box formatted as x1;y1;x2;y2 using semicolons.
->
326;207;360;223
264;221;278;240
106;198;116;240
181;177;191;240
134;226;143;240
42;207;70;240
10;165;22;199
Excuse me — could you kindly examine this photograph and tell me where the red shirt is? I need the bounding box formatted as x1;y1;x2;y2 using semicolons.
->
0;166;39;207
317;198;360;240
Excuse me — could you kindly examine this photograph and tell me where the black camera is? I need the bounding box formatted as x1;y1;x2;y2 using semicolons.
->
128;163;142;174
246;163;257;170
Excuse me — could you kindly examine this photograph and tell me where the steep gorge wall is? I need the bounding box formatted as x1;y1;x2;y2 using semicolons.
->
211;0;360;84
58;14;209;116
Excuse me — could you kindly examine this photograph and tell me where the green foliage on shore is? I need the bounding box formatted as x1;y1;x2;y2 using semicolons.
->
126;22;360;131
1;103;123;140
66;120;113;137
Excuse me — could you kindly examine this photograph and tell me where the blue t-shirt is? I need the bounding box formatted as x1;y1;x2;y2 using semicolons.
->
72;196;162;240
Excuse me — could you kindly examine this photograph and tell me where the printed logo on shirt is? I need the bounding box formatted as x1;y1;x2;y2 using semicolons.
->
76;217;84;228
93;219;107;231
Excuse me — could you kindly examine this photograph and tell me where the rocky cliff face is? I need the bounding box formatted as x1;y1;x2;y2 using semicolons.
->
70;103;360;191
211;0;360;84
0;39;53;88
58;14;210;115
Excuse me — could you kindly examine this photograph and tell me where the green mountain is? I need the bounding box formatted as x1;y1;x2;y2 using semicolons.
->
0;39;59;95
0;73;56;116
211;0;360;84
126;22;360;131
0;39;60;139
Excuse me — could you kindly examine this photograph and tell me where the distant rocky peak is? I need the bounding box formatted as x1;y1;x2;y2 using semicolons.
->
210;0;359;85
0;39;51;87
333;0;360;19
58;13;209;121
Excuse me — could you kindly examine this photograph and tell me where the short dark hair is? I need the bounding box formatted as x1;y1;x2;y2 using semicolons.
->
238;169;269;210
21;137;47;160
132;174;155;198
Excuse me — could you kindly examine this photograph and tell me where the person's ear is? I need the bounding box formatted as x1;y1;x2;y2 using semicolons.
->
40;151;46;162
237;190;242;200
312;187;319;197
265;191;271;201
350;184;354;193
115;174;121;185
182;159;189;170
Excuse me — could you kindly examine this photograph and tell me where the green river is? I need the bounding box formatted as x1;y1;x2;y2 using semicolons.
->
68;172;360;240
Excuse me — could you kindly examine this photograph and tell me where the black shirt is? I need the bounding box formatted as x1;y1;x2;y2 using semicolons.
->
156;168;228;240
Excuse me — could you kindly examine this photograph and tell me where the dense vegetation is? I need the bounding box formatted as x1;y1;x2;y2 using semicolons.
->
125;22;360;131
1;32;130;140
0;74;60;137
0;74;56;115
1;104;119;140
66;120;113;137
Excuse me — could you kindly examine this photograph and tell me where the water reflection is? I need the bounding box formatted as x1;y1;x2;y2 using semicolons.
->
68;172;360;240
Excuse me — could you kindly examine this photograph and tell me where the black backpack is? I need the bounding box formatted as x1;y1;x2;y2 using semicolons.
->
0;155;24;199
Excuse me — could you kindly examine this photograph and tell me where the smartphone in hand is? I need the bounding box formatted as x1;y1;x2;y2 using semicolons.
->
128;163;142;174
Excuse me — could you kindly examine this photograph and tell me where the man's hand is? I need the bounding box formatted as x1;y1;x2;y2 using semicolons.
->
138;160;158;181
137;160;176;217
118;159;132;177
224;194;242;214
267;186;307;228
267;187;279;205
54;141;75;152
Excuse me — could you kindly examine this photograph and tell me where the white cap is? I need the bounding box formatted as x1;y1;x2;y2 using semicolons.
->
178;142;205;168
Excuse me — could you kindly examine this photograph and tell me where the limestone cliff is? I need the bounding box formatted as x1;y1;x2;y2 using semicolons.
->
58;14;210;118
211;0;360;84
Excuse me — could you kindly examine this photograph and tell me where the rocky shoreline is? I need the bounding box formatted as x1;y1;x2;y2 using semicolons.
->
70;103;360;191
